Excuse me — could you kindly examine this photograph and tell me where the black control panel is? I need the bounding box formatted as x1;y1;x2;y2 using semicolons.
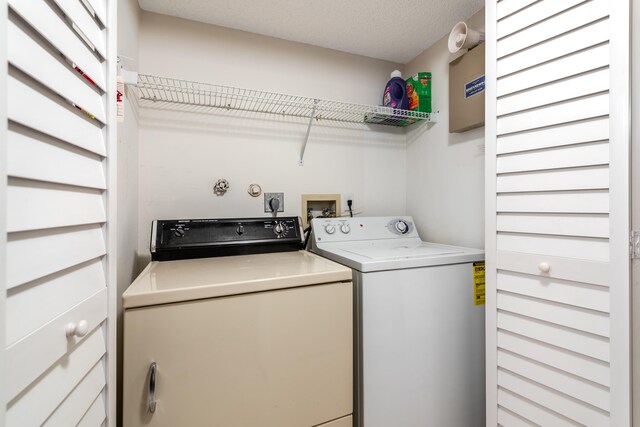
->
150;217;304;261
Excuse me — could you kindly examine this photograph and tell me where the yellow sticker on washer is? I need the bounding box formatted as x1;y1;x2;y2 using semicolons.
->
473;262;485;306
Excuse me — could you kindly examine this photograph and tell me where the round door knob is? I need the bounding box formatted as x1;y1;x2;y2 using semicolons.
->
340;224;351;234
325;224;336;234
395;220;409;234
174;228;185;237
66;320;89;338
538;262;551;273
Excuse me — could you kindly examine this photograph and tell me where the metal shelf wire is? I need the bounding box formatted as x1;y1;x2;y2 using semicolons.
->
136;74;436;127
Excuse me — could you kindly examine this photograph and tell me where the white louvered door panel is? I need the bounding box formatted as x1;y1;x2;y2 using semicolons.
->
486;1;631;426
3;0;116;425
0;1;7;426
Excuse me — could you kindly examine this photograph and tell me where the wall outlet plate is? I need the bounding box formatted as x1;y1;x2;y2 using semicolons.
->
341;193;354;214
264;192;284;213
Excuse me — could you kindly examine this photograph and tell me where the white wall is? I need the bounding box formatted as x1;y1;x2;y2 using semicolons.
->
116;0;139;423
404;9;485;249
136;12;408;259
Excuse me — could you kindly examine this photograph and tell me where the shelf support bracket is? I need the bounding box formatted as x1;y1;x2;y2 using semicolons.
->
117;58;139;86
299;100;318;166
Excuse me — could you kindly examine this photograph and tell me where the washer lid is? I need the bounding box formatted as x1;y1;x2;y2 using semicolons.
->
340;240;464;259
313;239;484;272
123;251;351;309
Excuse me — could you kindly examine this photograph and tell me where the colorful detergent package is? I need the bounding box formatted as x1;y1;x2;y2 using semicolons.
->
406;72;432;113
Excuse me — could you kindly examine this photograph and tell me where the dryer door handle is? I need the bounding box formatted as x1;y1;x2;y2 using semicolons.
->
148;362;157;413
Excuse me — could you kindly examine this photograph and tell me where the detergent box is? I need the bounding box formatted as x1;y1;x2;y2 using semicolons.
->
406;72;432;113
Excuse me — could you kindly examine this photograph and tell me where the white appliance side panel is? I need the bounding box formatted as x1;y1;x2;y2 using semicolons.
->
360;263;485;427
123;281;353;427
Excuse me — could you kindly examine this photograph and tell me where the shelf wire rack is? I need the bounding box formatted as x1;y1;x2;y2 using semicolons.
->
136;74;436;127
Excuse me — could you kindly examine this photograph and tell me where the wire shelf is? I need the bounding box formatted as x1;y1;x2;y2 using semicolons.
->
136;74;436;127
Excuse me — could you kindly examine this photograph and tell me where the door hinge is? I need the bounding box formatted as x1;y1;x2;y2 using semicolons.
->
631;230;640;259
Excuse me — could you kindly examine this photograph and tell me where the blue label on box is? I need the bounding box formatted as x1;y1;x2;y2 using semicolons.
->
464;75;485;99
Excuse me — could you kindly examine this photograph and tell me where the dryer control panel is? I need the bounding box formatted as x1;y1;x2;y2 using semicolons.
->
151;217;303;261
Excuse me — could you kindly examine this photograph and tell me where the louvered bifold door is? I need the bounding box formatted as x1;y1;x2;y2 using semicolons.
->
485;1;631;426
4;0;115;425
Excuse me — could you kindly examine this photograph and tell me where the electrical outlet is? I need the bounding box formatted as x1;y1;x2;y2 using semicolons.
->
341;193;354;213
264;192;285;213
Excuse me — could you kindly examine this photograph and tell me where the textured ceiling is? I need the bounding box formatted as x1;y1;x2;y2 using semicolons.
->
137;0;484;64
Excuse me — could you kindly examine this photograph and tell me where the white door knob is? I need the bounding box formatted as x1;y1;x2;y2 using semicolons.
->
66;320;89;338
538;262;551;273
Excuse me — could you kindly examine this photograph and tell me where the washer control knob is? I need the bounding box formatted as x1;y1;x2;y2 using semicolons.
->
274;222;285;235
395;220;409;234
174;228;185;237
324;224;336;234
340;224;351;234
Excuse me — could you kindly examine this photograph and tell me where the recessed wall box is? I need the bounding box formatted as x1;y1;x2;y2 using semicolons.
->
301;194;341;229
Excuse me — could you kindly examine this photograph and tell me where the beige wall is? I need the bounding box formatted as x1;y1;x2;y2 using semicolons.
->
117;0;139;297
116;0;140;423
136;12;409;260
404;9;485;249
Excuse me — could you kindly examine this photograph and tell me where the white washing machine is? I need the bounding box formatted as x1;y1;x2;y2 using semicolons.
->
122;217;353;427
311;216;485;427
